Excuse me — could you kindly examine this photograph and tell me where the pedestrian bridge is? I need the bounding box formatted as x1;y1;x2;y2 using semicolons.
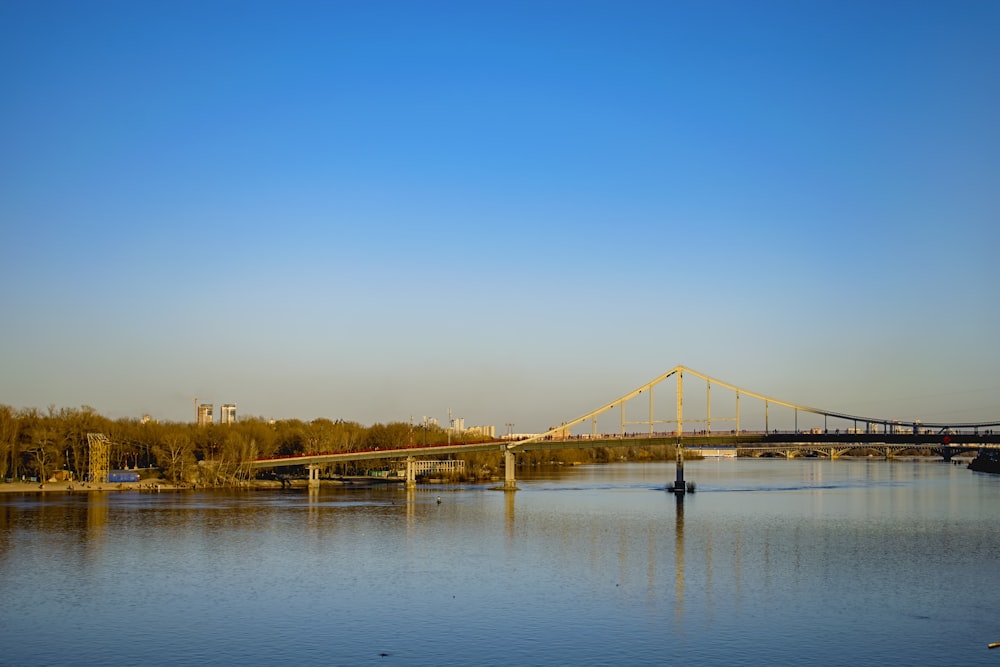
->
251;365;1000;489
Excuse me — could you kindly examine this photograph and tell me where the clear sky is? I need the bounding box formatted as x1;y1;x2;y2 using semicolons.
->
2;0;998;432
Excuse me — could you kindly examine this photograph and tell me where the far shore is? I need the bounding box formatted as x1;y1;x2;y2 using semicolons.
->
0;479;183;494
0;476;414;494
0;456;974;495
0;479;293;494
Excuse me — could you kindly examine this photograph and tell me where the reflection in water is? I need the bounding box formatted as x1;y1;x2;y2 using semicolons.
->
704;503;714;620
675;494;684;624
83;492;108;566
0;503;16;561
734;522;743;603
618;524;628;588
307;485;322;532
86;492;108;534
504;490;515;547
647;522;656;603
405;486;416;537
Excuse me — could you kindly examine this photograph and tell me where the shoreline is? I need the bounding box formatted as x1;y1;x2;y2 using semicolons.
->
0;476;411;494
0;479;193;494
0;456;973;495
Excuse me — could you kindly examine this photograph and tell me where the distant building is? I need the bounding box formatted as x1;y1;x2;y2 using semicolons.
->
688;447;737;458
197;404;214;427
547;426;571;440
504;433;539;441
220;404;237;425
466;425;496;438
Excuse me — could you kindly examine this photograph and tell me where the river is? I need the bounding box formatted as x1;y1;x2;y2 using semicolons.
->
1;458;998;666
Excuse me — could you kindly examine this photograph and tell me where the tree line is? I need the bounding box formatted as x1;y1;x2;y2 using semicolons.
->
0;404;677;486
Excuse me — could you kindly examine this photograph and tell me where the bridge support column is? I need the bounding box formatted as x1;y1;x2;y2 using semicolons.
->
307;464;321;488
503;450;518;491
672;443;686;494
405;457;416;488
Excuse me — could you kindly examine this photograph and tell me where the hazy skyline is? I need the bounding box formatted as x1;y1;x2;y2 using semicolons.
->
2;1;998;432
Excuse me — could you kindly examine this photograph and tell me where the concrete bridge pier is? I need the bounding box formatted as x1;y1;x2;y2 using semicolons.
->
503;449;518;491
405;457;416;488
307;464;321;488
672;444;686;494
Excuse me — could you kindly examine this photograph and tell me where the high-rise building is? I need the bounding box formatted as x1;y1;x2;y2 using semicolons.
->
221;404;236;425
197;404;214;427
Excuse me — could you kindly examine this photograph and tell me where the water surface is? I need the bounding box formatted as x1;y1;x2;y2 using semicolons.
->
1;459;997;666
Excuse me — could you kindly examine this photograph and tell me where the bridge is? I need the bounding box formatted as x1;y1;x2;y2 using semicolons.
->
251;365;1000;490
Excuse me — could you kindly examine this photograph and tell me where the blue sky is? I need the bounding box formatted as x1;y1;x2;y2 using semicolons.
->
2;0;998;431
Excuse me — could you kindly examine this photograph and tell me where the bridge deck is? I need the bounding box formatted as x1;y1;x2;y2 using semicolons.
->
251;431;1000;469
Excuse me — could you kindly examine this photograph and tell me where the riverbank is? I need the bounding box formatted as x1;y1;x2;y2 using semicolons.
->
0;475;416;494
0;456;974;494
0;479;190;494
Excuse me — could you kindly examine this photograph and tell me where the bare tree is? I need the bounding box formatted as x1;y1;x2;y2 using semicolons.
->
0;405;18;481
153;433;194;483
28;426;60;483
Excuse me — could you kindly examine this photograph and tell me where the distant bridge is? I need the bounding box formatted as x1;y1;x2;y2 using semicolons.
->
251;365;1000;489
